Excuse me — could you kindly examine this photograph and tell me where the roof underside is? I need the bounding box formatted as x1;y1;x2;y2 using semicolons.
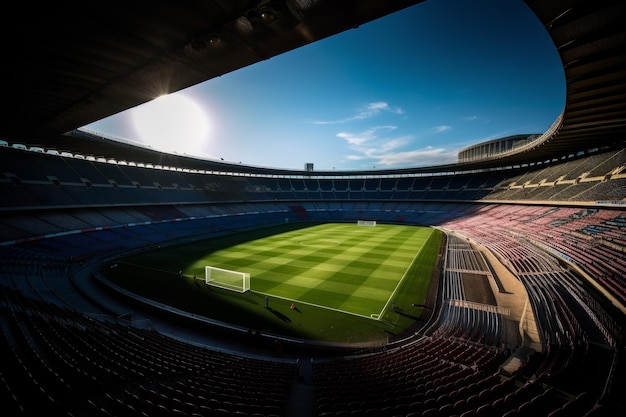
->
1;0;624;175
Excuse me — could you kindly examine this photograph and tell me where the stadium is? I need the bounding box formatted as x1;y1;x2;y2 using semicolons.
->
0;1;625;416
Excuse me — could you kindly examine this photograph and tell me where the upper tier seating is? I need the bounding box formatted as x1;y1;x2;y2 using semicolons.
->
2;147;624;209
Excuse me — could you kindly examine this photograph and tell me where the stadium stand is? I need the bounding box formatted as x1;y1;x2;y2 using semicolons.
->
1;0;625;416
1;144;624;416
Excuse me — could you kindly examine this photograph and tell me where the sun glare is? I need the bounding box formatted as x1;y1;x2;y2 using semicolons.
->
131;93;210;155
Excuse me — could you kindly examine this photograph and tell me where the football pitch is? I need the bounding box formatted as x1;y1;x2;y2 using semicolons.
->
103;222;443;343
200;223;434;318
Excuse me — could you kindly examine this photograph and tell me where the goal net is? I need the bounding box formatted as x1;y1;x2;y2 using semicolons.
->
357;220;377;227
205;266;250;293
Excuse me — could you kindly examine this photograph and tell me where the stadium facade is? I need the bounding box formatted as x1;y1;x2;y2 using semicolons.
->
457;134;542;163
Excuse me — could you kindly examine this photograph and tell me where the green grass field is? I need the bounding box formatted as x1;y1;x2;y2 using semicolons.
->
102;222;443;344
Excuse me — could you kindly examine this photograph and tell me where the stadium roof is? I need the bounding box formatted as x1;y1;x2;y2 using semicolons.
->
1;0;625;175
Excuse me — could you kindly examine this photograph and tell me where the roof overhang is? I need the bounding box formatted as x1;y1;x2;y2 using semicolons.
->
0;0;624;174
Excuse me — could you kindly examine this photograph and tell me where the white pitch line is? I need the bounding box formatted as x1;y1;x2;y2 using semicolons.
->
253;290;383;321
379;228;433;318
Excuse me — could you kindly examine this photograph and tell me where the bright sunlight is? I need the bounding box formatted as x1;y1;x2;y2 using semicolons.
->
131;93;210;155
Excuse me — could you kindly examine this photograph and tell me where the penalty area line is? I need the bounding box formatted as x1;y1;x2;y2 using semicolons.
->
255;290;383;321
379;228;434;318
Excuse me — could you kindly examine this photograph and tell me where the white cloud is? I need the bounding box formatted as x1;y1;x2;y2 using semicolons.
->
337;125;457;168
432;125;452;133
337;125;397;146
463;115;490;124
375;147;458;167
337;131;369;146
355;102;404;120
314;101;403;124
379;137;410;152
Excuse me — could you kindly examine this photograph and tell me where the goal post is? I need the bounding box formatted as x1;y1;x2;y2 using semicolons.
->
357;220;377;227
205;266;250;293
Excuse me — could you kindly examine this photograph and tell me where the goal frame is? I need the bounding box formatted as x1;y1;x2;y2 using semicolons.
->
205;266;250;293
357;220;377;227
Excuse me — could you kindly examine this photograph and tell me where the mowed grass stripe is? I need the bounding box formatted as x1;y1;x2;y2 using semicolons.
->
200;223;431;317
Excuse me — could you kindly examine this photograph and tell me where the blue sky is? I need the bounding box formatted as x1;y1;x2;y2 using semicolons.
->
83;0;565;171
